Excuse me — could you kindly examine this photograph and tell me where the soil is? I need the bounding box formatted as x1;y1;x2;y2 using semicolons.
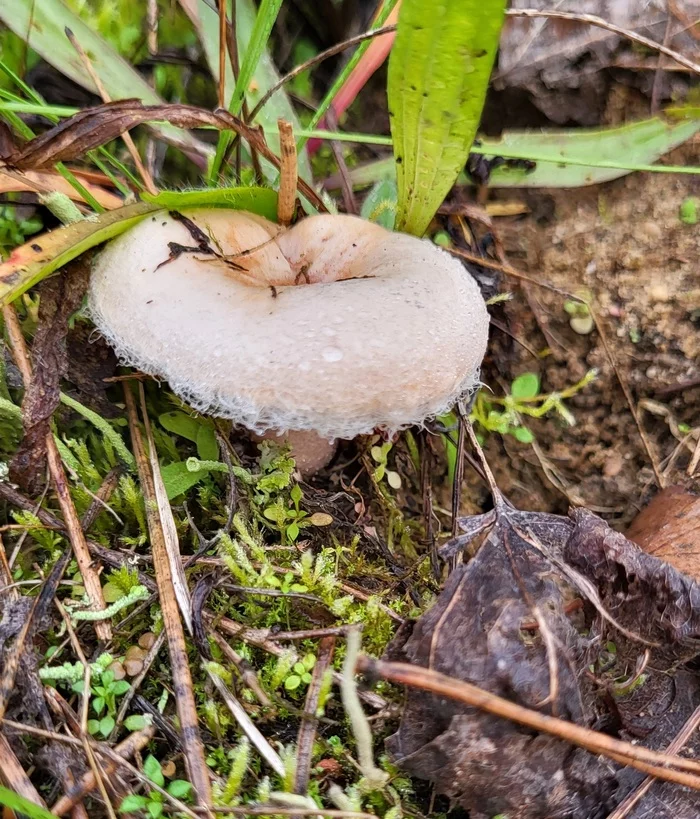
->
461;141;700;528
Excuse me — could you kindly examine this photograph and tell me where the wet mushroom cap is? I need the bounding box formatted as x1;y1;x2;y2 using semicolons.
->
88;209;489;439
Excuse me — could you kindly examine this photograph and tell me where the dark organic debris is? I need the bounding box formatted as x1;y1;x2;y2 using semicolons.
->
386;498;700;818
9;258;90;493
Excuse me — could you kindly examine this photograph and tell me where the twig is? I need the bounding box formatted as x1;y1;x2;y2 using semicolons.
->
294;635;336;796
111;630;166;738
123;383;212;811
51;724;156;816
196;808;376;818
358;656;700;789
147;0;158;55
64;27;158;196
54;598;117;819
592;310;663;488
326;109;358;215
80;466;123;531
3;304;111;640
209;629;272;706
0;732;46;807
277;119;298;225
218;0;227;110
505;9;700;75
0;548;71;721
607;704;700;819
139;382;192;632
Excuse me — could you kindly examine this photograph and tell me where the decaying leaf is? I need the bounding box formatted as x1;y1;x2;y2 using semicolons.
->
626;485;700;580
10;259;90;492
386;499;700;818
2;100;325;211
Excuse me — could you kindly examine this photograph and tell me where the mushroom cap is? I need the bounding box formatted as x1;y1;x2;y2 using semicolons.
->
89;209;489;439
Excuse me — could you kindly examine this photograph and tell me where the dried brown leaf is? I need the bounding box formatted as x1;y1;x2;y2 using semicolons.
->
9;257;90;493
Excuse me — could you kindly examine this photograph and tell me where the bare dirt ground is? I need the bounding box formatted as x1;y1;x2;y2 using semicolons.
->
466;142;700;528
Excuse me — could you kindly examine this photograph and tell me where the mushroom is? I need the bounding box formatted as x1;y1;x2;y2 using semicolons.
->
88;209;489;473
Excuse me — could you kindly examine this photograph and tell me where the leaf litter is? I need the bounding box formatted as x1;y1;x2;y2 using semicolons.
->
385;475;700;817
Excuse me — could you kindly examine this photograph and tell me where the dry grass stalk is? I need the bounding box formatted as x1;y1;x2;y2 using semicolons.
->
277;119;298;225
51;725;156;816
123;383;212;810
64;28;158;196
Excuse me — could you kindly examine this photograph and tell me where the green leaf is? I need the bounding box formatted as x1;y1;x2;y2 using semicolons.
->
92;696;105;715
160;460;210;500
0;786;62;819
179;0;310;181
112;680;131;696
196;425;219;462
102;581;125;603
124;714;148;731
284;674;301;691
388;0;506;235
144;755;165;787
141;187;279;221
511;373;540;400
512;426;535;444
166;780;193;799
340;113;700;191
87;719;100;735
99;715;115;737
0;201;159;307
290;484;302;504
147;801;164;819
119;794;149;813
286;521;300;542
209;0;286;181
0;0;206;157
680;197;699;224
360;178;397;229
158;411;203;444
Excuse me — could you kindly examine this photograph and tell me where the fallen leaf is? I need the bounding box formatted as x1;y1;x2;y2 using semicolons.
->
0;169;122;209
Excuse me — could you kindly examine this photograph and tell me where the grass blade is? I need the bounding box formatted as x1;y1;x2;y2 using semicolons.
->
0;0;207;157
209;0;284;182
326;114;700;189
388;0;506;235
181;0;310;182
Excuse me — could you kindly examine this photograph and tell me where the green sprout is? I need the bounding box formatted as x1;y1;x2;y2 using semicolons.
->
119;755;192;817
471;369;597;444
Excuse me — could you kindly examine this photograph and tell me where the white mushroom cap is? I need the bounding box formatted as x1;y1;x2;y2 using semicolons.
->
89;209;489;440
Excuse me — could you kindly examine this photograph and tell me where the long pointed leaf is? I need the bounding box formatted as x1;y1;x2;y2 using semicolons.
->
388;0;506;234
179;0;310;180
332;115;700;190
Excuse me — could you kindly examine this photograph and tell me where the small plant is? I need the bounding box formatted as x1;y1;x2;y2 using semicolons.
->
0;205;42;258
40;652;131;738
563;298;595;335
680;196;699;225
263;482;310;543
119;755;192;817
470;370;597;444
283;652;316;693
370;441;402;490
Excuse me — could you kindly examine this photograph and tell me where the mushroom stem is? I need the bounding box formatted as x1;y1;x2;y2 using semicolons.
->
254;429;338;477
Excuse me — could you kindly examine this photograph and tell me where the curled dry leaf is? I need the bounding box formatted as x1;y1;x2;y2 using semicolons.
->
2;100;326;212
0;169;122;208
386;500;700;818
